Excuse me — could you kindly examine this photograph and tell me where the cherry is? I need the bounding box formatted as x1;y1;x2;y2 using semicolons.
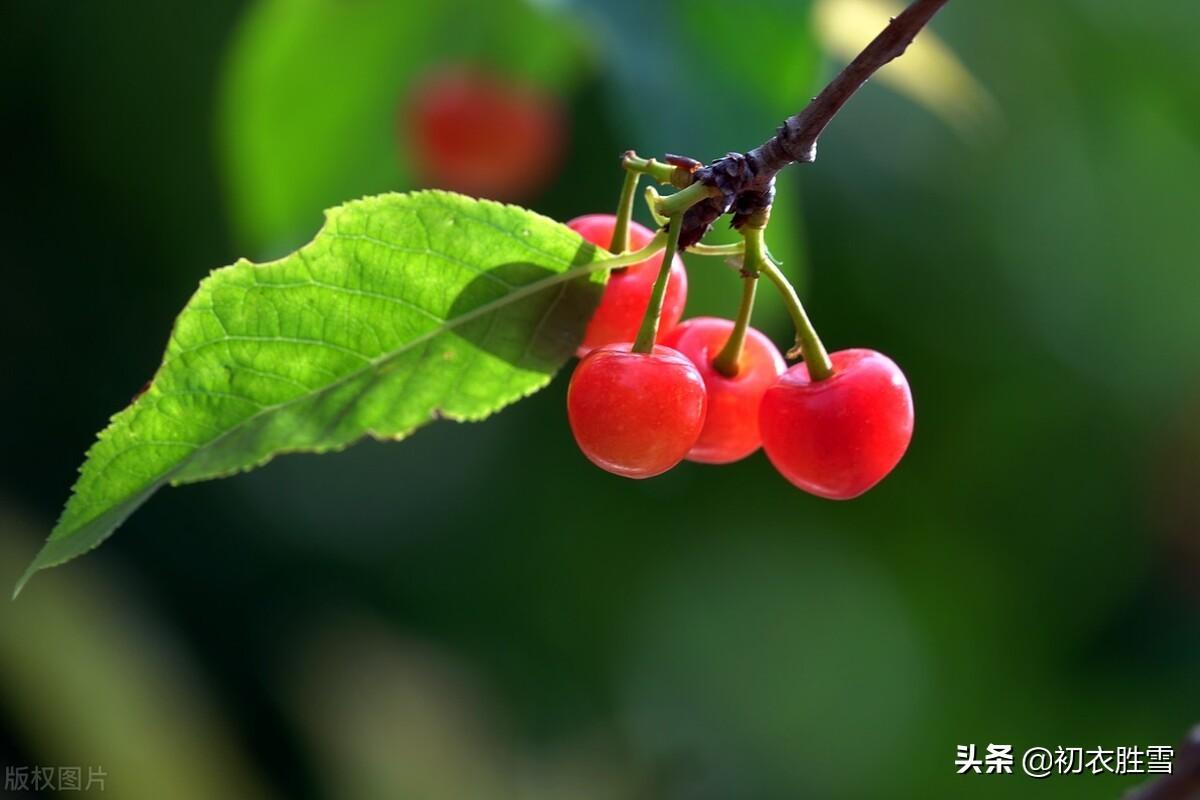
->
759;349;913;499
405;67;564;200
567;214;688;356
567;344;707;478
662;317;785;464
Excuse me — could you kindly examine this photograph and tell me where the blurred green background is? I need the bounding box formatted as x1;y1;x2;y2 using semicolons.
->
2;0;1198;798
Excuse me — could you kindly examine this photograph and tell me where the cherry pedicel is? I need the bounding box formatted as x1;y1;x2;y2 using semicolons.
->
404;67;564;200
567;214;687;357
759;349;914;499
567;344;707;479
663;317;785;464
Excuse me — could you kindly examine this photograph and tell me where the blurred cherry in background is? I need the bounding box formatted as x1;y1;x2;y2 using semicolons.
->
404;67;565;201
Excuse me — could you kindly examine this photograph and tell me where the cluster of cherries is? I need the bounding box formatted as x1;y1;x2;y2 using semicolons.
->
401;69;912;499
565;214;914;500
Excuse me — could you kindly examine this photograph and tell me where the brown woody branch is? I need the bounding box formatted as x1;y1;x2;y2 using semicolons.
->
1124;726;1200;800
660;7;1200;795
677;0;951;247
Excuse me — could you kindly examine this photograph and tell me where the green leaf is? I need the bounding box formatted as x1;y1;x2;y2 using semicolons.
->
19;191;605;595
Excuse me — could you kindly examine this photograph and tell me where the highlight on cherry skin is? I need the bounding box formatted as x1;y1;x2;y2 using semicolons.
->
759;348;914;500
567;214;687;356
662;317;785;464
404;67;564;200
567;344;707;479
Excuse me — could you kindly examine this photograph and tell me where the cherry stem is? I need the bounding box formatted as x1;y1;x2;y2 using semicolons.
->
644;187;669;227
712;271;759;378
631;212;683;355
622;151;691;186
750;231;834;380
609;168;640;256
687;242;744;257
594;231;667;271
656;181;720;217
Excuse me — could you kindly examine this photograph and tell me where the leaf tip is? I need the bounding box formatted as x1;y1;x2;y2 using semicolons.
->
11;565;36;600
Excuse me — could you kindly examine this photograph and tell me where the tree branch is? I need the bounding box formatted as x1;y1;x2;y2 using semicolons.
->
1124;726;1200;800
753;0;950;171
678;0;951;247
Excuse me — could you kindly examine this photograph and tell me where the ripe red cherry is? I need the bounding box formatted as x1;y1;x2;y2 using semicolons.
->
405;67;564;200
567;344;707;478
662;317;785;464
759;349;914;499
567;214;687;356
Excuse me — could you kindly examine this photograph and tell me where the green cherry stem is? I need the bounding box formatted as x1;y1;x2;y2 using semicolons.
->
712;270;759;378
609;167;640;255
621;151;690;186
751;232;835;381
655;181;719;218
595;231;667;270
631;212;684;354
644;187;669;227
686;242;745;257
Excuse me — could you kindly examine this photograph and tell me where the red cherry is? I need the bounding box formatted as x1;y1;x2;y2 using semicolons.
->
567;344;707;478
759;349;914;499
567;214;687;356
405;67;564;200
662;317;785;464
